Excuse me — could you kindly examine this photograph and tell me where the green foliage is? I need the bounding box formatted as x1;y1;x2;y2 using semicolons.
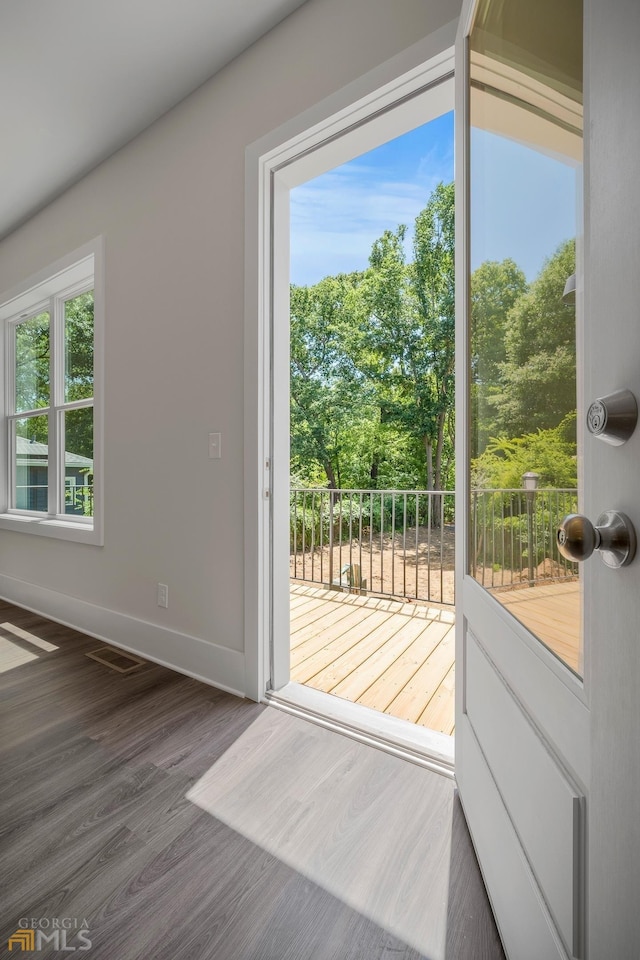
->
360;183;456;489
291;184;578;497
291;182;456;491
491;240;576;437
64;292;94;404
290;272;373;489
470;258;527;456
471;413;578;489
13;292;94;458
15;311;50;415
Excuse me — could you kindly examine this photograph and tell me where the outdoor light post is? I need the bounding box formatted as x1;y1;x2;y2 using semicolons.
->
522;472;540;587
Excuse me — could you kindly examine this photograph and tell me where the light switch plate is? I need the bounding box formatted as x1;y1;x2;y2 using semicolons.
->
209;432;221;459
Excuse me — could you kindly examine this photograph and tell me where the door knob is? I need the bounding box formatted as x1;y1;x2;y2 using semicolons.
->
557;511;636;568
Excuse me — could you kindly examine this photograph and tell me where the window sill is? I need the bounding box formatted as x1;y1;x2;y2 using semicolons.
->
0;513;103;545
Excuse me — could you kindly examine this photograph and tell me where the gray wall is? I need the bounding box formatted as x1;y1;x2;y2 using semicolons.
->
0;0;460;692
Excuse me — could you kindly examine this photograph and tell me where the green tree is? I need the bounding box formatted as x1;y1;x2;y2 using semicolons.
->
355;182;456;490
64;292;94;403
14;292;94;458
470;258;527;457
290;273;372;488
493;240;576;437
471;413;578;489
412;181;455;489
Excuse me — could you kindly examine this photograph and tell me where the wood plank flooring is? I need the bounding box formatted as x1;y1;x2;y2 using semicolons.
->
0;598;505;960
492;580;581;672
290;583;456;733
290;580;582;732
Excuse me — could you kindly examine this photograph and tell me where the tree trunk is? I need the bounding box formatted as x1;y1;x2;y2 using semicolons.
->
434;409;447;491
424;436;434;490
370;454;379;489
324;461;338;489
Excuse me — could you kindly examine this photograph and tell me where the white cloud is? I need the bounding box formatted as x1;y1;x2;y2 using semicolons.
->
290;165;446;285
288;113;455;286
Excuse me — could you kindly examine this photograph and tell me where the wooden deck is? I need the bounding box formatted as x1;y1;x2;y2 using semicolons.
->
290;582;456;734
290;579;582;735
492;579;581;672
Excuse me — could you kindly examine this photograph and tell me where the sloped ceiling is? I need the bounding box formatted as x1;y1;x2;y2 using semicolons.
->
0;0;309;241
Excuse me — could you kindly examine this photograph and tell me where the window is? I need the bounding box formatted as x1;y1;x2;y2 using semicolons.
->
0;240;103;544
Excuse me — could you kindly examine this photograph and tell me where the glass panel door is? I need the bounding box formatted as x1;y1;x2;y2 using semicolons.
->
468;0;583;674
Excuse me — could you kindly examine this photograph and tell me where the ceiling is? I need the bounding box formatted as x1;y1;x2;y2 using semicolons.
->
0;0;309;242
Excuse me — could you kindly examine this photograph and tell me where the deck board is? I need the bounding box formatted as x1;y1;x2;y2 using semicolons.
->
383;624;455;724
331;614;430;704
290;583;457;734
292;609;393;683
492;581;580;672
358;620;452;721
290;600;369;642
304;612;409;693
419;661;455;732
290;579;581;735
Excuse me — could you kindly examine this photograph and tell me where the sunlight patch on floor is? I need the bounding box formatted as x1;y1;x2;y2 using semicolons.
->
0;636;39;673
187;707;453;959
0;622;59;673
1;622;59;652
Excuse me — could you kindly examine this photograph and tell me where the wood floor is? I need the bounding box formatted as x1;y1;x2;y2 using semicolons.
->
0;598;505;960
290;583;456;734
290;580;582;732
492;580;581;673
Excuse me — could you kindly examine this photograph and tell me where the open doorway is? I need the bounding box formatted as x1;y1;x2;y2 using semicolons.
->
256;59;458;765
288;111;456;735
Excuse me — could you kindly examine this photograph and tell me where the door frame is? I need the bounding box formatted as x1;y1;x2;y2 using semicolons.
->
243;27;457;752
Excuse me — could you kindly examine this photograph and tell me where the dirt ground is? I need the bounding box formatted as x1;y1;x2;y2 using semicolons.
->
290;523;456;605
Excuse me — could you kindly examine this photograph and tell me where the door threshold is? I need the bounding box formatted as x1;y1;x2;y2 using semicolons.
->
266;682;455;779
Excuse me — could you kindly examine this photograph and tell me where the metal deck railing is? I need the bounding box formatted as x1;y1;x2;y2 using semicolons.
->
290;486;578;606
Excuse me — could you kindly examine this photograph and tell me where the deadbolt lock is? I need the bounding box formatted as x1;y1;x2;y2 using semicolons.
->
587;388;637;445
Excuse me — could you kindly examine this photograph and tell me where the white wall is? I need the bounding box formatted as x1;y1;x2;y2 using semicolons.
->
0;0;460;695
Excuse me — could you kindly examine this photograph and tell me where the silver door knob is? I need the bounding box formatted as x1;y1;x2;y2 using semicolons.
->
557;511;636;568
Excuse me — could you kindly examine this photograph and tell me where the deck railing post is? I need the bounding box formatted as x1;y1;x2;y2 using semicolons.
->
328;489;335;589
472;490;477;580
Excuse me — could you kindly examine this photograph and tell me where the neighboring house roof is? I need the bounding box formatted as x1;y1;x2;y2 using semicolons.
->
16;435;93;469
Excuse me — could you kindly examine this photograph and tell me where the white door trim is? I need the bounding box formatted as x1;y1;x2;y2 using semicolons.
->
243;23;457;707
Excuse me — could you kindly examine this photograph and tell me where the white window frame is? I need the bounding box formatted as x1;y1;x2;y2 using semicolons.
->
0;238;104;545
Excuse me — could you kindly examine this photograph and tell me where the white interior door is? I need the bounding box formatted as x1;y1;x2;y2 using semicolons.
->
455;1;640;957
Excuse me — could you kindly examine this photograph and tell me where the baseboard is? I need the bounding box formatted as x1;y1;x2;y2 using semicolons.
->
0;573;246;698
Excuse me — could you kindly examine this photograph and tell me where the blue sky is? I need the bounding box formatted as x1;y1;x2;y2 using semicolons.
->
290;110;577;287
471;128;578;280
290;112;454;287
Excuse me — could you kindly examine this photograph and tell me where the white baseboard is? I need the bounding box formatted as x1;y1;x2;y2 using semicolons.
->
0;573;246;698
